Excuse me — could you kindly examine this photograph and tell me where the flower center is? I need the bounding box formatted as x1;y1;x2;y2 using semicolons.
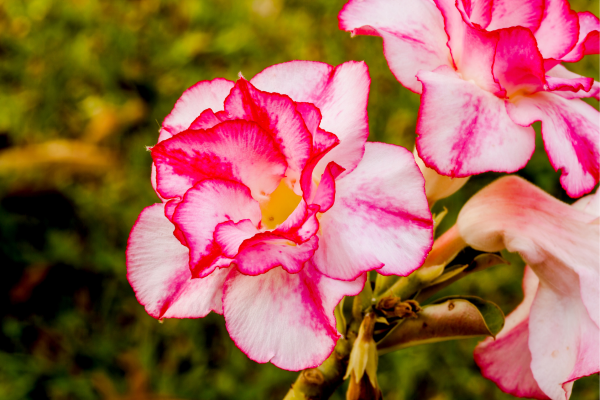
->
259;179;302;229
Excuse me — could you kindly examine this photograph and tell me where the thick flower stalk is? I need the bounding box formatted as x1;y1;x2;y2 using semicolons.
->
456;176;599;399
339;0;600;197
126;61;434;371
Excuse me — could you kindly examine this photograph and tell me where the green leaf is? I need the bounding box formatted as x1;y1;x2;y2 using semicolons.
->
376;296;505;355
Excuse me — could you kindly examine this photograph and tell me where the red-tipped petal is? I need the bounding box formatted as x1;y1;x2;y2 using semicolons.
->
172;179;261;278
338;0;451;94
313;142;433;280
416;66;535;178
251;60;371;178
507;93;599;198
152;120;287;200
533;0;579;60
561;12;600;62
223;263;366;371
126;203;228;319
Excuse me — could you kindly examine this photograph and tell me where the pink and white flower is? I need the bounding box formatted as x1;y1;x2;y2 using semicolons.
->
339;0;600;197
127;61;434;371
456;176;599;399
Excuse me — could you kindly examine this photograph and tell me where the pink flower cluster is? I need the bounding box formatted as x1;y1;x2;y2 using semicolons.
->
340;0;599;197
127;61;433;370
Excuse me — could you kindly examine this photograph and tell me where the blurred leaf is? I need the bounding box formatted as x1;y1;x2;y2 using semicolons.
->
377;297;504;355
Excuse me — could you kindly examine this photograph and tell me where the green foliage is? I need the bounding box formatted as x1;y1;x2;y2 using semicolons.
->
0;0;598;399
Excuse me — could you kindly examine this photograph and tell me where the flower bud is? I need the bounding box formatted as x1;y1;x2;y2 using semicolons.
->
344;313;381;400
414;149;468;205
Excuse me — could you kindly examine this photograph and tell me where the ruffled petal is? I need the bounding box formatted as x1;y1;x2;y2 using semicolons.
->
506;92;599;197
416;66;535;178
172;179;261;278
474;267;549;400
533;0;579;60
312;162;345;213
458;0;492;28
313;142;433;280
126;203;228;319
160;78;234;141
152;120;287;200
251;60;371;178
493;27;546;97
338;0;452;93
560;12;600;62
485;0;544;31
224;78;312;189
234;233;319;275
546;64;599;100
223;262;366;371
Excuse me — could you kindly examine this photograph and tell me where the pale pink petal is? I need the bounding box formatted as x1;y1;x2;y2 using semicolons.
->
485;0;544;31
223;262;366;370
172;179;261;278
506;92;599;197
529;271;600;400
493;27;546;97
475;268;549;400
152;120;287;200
561;12;600;62
251;61;371;178
546;64;599;100
533;0;579;60
126;203;228;319
161;78;234;140
224;79;312;189
234;233;319;275
338;0;452;93
275;202;320;243
313;142;433;280
416;66;535;178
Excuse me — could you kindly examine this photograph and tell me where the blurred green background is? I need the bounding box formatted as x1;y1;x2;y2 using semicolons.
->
0;0;598;399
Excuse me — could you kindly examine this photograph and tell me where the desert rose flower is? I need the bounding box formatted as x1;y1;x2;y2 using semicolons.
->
127;61;434;371
339;0;600;197
456;176;599;399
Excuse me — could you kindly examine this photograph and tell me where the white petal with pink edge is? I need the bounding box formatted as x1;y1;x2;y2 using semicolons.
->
533;0;579;60
250;60;371;178
313;142;433;281
126;203;228;319
223;263;366;371
152;120;287;200
560;12;600;62
161;78;234;141
485;0;544;31
416;66;535;178
506;92;599;198
338;0;451;94
172;179;261;278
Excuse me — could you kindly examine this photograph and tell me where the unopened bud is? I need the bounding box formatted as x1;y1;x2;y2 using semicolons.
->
414;148;468;205
345;313;381;400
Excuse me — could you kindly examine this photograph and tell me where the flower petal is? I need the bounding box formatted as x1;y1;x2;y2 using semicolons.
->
251;60;371;178
416;66;535;178
172;179;261;278
493;27;546;97
126;203;228;319
312;161;345;213
313;142;433;280
224;78;312;189
533;0;579;60
338;0;452;93
546;64;599;100
234;233;319;275
161;78;234;141
474;267;549;400
506;92;599;197
223;263;366;371
152;120;287;200
485;0;544;31
560;12;600;62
